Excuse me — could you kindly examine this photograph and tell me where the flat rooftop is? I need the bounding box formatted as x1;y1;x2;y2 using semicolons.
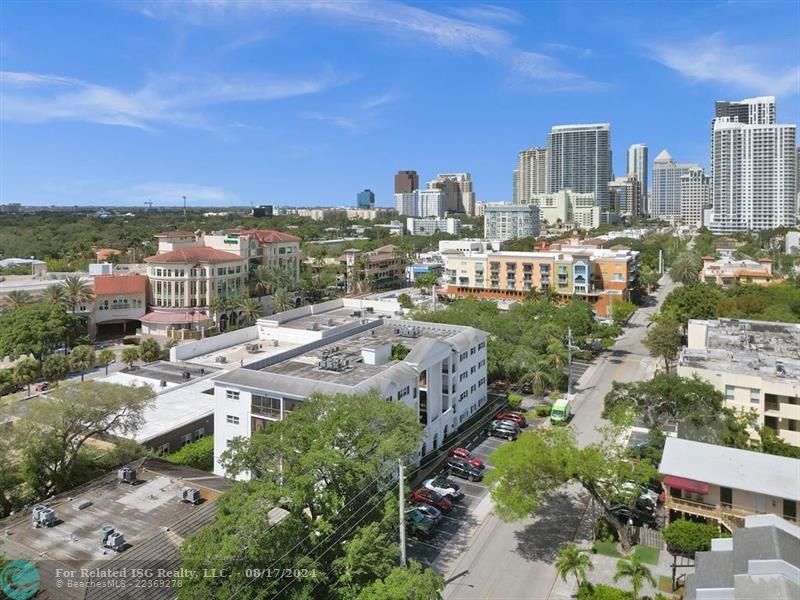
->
0;459;233;600
681;318;800;381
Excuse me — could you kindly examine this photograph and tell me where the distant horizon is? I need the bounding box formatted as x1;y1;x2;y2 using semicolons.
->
2;1;798;207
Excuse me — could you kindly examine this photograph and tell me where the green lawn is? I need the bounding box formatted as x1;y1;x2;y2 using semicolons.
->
592;542;660;565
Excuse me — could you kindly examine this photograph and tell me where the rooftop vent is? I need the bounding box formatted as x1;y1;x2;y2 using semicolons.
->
32;505;57;528
117;466;137;485
178;487;202;505
776;361;786;375
395;325;421;339
306;322;320;331
317;357;351;372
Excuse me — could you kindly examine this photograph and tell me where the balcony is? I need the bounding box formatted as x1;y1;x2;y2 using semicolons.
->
665;496;751;531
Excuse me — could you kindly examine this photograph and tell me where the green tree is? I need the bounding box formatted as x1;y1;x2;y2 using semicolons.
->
138;337;161;363
0;289;34;312
61;275;94;313
14;357;41;395
271;287;292;313
613;555;656;598
69;344;96;382
661;283;724;329
669;251;703;285
0;429;24;517
662;519;723;557
332;522;398;598
758;426;800;459
252;264;292;296
16;381;154;498
42;353;70;384
237;296;263;325
43;284;68;307
0;367;16;397
484;426;655;551
167;436;214;471
97;348;116;375
413;271;439;299
356;561;445;600
524;359;555;399
0;302;84;360
639;265;661;294
555;543;594;586
610;300;636;326
390;343;410;361
642;316;682;374
121;346;140;370
397;293;414;309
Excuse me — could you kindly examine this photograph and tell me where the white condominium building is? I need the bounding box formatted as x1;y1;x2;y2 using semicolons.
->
483;204;540;241
651;150;699;220
710;97;797;233
417;188;446;218
395;192;416;217
516;147;548;204
527;190;599;230
406;216;461;236
626;143;649;215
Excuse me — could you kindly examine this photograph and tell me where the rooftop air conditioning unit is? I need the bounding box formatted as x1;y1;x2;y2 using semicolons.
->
101;527;125;552
178;487;202;505
272;339;279;346
32;505;57;528
117;466;137;484
215;356;227;364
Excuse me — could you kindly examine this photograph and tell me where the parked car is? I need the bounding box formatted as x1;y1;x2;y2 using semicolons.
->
444;457;483;482
410;487;454;512
484;419;520;441
423;477;463;501
449;447;484;469
405;508;436;539
496;411;527;428
34;382;50;392
608;504;659;529
410;502;442;522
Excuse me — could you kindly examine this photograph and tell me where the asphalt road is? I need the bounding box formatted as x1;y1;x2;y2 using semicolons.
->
442;275;679;599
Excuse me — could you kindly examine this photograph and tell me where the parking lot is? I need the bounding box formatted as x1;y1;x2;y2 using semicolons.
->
406;429;518;572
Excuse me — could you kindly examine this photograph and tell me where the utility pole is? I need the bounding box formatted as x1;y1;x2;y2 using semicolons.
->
658;249;663;274
567;326;573;396
398;460;407;567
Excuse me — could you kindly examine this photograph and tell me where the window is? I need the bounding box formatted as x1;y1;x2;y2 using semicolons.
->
226;390;240;401
478;341;486;350
157;443;169;455
470;366;476;374
226;415;240;425
750;389;760;404
194;427;205;440
470;347;476;355
725;385;735;401
180;433;192;447
252;395;281;419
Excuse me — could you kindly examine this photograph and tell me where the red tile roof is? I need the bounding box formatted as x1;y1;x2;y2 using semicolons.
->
93;274;147;296
228;228;301;243
155;230;197;237
144;247;244;264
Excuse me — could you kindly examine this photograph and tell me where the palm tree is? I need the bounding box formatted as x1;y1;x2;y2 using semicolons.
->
526;360;552;400
271;287;291;313
68;345;96;382
555;544;593;587
669;251;702;286
43;284;68;307
121;346;140;370
62;275;94;313
97;348;116;375
614;556;656;598
210;296;229;327
1;290;33;312
238;297;263;325
252;265;291;296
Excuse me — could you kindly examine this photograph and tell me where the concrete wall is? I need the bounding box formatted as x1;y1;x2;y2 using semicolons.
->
170;326;259;361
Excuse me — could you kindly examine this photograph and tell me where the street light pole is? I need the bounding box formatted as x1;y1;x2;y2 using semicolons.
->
398;460;407;567
567;326;573;396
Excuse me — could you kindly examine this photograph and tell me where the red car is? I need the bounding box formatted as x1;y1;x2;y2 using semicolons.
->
449;447;485;470
410;487;453;513
497;411;527;428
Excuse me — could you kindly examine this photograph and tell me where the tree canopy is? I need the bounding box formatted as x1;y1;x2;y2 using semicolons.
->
0;302;84;360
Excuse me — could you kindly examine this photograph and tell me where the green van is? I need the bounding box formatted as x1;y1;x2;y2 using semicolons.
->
550;398;571;425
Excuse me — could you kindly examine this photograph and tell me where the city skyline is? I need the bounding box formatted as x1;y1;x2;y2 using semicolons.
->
1;0;799;207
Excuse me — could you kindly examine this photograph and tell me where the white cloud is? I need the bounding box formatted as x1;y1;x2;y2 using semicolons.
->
108;182;238;203
0;68;356;131
303;111;358;131
646;33;800;96
142;0;604;91
509;51;608;92
360;91;399;110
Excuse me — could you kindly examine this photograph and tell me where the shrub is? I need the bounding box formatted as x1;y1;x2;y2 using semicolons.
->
507;393;524;409
594;517;619;543
397;293;414;309
662;519;725;557
535;405;552;417
167;436;214;472
577;582;634;600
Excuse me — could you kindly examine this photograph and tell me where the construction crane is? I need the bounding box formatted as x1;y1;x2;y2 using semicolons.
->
144;201;153;211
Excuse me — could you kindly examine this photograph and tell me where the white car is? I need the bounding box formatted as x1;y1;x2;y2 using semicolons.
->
423;477;463;500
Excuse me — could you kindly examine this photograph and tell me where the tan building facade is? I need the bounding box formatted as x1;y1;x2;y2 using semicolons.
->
339;245;408;294
700;257;778;287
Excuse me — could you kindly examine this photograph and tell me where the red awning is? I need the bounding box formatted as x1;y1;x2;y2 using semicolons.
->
663;475;709;495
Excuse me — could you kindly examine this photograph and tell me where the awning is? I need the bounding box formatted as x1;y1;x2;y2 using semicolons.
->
140;311;211;324
663;475;710;495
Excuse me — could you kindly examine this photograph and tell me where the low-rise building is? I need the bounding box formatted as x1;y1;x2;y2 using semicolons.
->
90;274;147;338
406;216;460;236
525;189;600;230
442;246;639;317
684;514;800;600
678;318;800;446
339;244;407;294
700;256;779;286
659;437;800;530
212;301;489;478
483;204;540;241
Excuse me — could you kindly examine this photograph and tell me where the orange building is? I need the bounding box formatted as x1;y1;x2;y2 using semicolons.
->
701;257;779;287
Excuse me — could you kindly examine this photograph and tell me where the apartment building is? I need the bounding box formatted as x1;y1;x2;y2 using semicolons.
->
680;166;711;227
406;216;461;236
204;228;301;285
608;174;640;218
484;204;540;241
700;257;778;287
339;245;407;294
427;173;476;216
212;302;489;478
678;318;800;447
627;143;648;215
417;188;446;218
442;246;639;317
547;123;612;209
516;147;548;204
526;190;599;230
652;150;700;220
684;514;800;600
395;192;416;217
659;437;800;530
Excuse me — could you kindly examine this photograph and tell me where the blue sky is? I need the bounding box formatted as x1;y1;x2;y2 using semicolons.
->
1;0;798;207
